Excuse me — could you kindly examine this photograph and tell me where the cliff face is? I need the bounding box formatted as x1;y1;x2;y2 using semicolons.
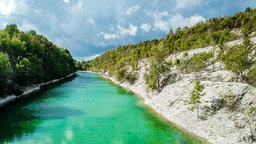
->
102;37;256;144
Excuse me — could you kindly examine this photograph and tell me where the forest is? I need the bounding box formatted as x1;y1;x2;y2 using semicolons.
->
81;7;256;89
0;24;75;97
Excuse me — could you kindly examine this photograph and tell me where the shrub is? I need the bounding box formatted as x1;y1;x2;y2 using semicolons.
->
223;92;241;111
173;58;180;65
247;66;256;86
211;98;224;111
186;51;214;72
125;72;138;84
116;68;126;82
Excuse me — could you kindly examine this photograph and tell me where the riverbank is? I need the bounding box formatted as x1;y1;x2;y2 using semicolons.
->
100;72;252;144
101;73;209;143
0;73;76;107
99;52;256;144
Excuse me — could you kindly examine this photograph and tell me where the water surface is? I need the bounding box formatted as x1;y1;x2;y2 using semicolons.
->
0;72;203;144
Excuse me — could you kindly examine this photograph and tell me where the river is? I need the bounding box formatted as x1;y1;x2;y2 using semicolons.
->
0;72;203;144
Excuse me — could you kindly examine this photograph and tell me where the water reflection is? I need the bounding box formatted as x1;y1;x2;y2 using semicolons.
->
0;76;81;143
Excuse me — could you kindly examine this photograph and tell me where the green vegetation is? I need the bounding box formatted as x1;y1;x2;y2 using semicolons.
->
144;52;171;91
75;60;91;71
245;106;256;142
83;7;256;89
0;24;75;97
223;91;241;111
220;27;254;82
179;51;214;73
188;80;205;119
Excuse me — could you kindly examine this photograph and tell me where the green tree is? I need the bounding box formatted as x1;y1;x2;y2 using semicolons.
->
15;57;33;85
222;27;254;82
222;45;253;82
144;52;170;91
4;24;19;37
0;52;13;96
244;106;256;143
189;80;205;119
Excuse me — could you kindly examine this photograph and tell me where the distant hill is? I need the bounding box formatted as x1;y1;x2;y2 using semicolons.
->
0;24;75;97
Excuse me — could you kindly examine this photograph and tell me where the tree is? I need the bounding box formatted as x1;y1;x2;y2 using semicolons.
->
4;24;19;37
15;57;33;85
28;30;37;35
244;106;256;143
0;24;75;97
0;52;13;96
144;52;170;91
221;27;254;82
189;80;205;119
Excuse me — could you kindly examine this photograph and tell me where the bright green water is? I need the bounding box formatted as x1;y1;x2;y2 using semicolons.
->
0;72;203;144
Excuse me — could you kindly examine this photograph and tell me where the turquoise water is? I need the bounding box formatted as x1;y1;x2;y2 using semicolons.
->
0;72;203;144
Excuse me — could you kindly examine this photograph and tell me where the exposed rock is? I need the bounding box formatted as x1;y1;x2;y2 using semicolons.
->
102;37;256;144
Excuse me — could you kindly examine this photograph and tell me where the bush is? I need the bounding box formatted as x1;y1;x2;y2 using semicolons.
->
211;98;224;111
186;51;214;72
173;58;180;65
116;68;126;82
247;66;256;86
125;72;138;84
223;92;241;111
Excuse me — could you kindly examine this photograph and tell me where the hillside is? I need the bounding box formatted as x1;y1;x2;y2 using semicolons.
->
86;7;256;143
0;24;75;97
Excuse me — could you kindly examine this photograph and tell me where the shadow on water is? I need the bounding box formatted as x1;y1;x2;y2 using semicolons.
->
98;76;135;95
0;73;85;143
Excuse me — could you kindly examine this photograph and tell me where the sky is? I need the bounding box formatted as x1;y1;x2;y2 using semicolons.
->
0;0;256;61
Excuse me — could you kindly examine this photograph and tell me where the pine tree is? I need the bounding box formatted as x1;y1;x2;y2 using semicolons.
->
189;80;205;119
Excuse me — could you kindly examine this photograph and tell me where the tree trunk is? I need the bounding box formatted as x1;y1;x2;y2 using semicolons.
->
197;104;200;119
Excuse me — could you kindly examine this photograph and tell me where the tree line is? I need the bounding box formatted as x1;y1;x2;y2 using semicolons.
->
0;24;75;97
81;7;256;85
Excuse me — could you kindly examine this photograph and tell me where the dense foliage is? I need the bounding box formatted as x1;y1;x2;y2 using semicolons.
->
0;24;75;97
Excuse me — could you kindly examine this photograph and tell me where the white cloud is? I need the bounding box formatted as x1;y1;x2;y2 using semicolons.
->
173;0;203;9
117;24;138;36
78;2;83;10
148;10;205;32
100;32;119;40
0;0;27;16
74;54;100;61
140;23;151;32
0;0;17;16
63;0;70;4
126;4;141;15
86;18;96;26
170;14;205;30
1;22;8;29
147;11;172;32
19;21;39;32
71;1;83;12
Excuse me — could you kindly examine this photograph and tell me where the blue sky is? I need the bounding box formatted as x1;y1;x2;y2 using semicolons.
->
0;0;256;60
